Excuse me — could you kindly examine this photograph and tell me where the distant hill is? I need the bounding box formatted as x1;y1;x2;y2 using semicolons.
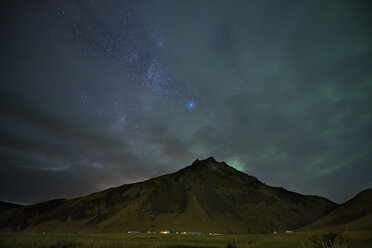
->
0;201;21;212
0;157;337;234
302;189;372;232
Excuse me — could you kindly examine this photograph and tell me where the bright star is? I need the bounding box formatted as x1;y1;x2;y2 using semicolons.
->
187;101;195;109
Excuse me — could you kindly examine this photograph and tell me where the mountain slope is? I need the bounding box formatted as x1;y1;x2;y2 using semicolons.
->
302;189;372;231
0;201;21;213
0;157;337;234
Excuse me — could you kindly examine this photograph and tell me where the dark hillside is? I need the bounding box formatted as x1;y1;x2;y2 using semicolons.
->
0;157;337;234
302;189;372;231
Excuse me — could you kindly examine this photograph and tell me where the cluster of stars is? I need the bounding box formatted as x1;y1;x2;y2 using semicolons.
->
40;1;198;156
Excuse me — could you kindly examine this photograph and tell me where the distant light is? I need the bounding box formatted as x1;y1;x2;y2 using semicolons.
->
187;101;195;109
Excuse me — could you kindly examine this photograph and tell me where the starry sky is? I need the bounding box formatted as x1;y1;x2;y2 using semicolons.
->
1;0;371;204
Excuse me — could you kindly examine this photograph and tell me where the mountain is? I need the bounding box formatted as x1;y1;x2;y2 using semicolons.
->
0;201;21;212
302;189;372;232
0;157;337;234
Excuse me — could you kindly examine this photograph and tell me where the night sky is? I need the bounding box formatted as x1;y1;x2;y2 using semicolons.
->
1;0;371;204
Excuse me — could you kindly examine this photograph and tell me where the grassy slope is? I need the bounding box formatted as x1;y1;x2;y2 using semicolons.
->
0;231;371;248
301;189;372;232
0;157;337;234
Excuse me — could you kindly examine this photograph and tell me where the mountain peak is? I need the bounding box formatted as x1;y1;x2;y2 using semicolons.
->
192;156;217;164
205;156;217;162
183;157;242;180
190;156;229;170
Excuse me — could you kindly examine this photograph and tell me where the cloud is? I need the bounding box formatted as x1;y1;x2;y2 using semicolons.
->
0;0;371;204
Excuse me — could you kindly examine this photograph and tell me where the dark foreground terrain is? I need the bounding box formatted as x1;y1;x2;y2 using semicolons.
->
1;231;372;248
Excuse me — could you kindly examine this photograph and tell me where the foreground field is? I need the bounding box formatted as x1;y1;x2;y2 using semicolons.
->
0;230;371;248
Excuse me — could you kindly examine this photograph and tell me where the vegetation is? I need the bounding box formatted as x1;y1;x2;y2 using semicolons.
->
302;189;372;232
0;230;371;248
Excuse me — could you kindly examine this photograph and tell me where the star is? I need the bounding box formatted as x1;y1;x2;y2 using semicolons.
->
157;39;164;48
187;101;195;109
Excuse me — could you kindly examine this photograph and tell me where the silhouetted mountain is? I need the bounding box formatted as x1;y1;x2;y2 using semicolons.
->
0;157;337;234
302;188;372;231
0;201;21;212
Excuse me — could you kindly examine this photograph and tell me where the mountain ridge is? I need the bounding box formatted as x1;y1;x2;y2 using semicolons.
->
0;201;22;213
301;188;372;232
0;157;338;234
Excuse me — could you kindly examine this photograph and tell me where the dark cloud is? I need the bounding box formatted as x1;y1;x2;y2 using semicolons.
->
0;0;371;204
